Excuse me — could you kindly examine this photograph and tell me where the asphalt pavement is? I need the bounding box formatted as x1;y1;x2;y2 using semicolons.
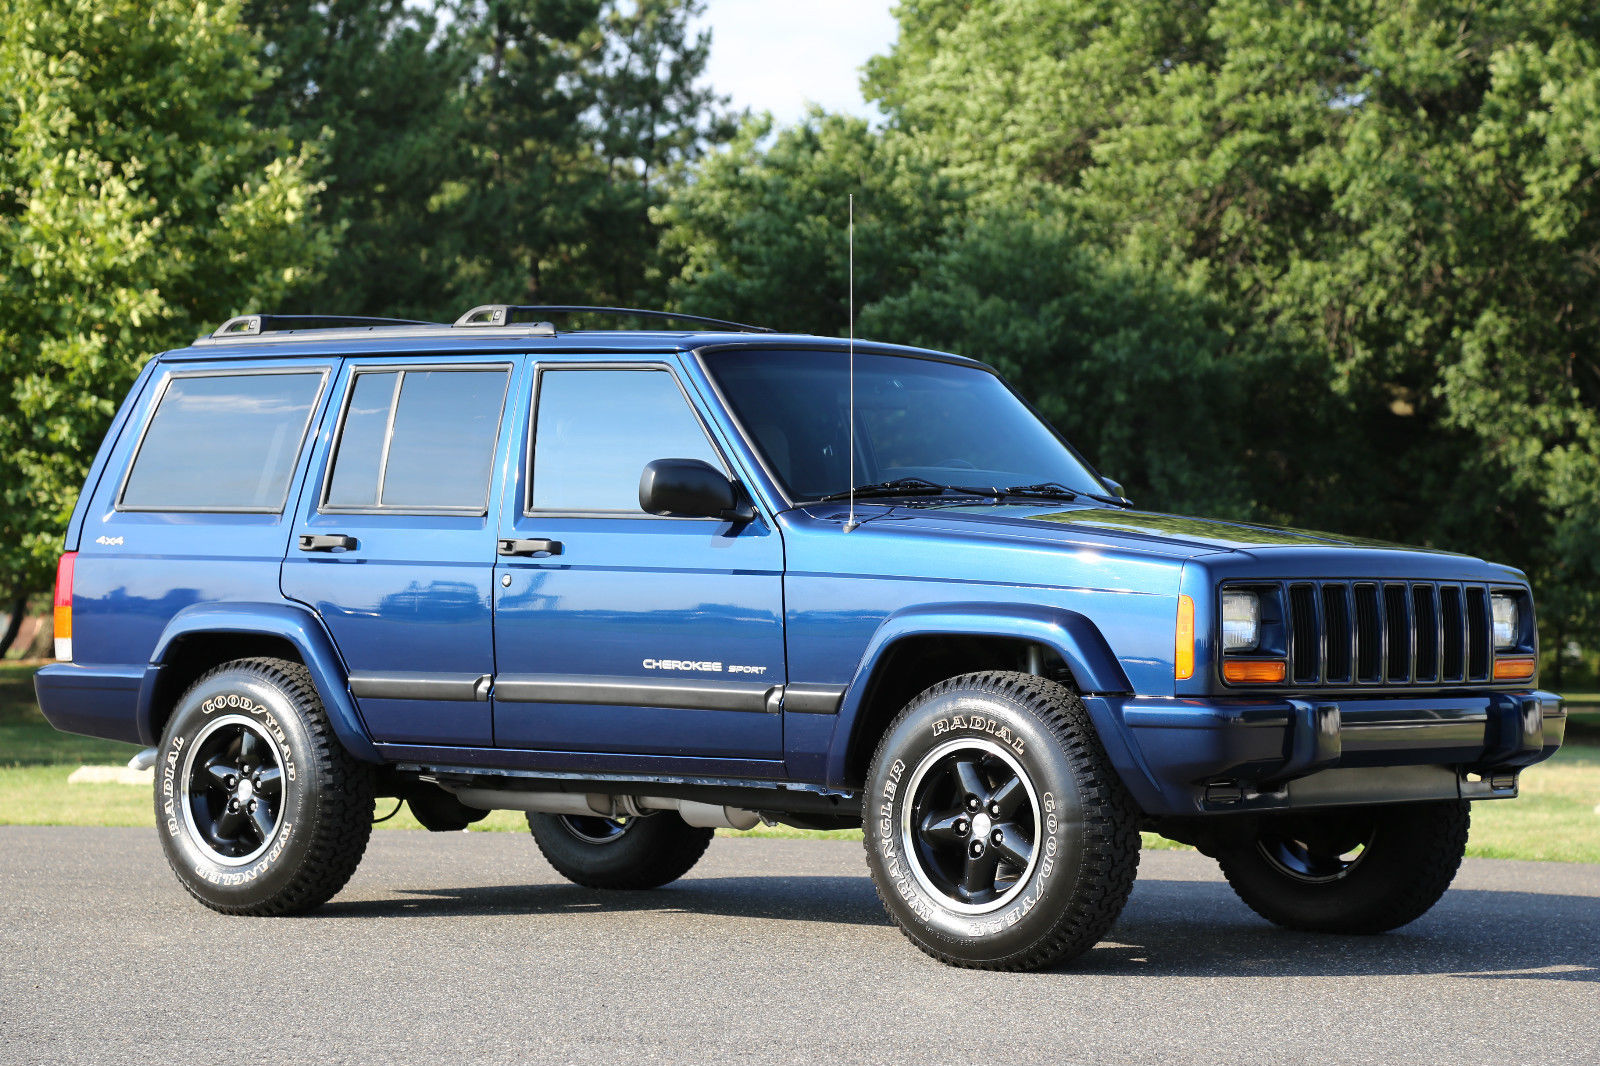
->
1;826;1596;1065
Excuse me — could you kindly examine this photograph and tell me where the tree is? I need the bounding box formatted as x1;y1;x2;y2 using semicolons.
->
0;0;334;605
247;0;733;319
669;0;1600;652
659;112;965;335
245;0;475;319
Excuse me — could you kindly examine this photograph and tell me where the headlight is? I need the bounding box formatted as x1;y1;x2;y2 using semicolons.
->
1221;591;1260;652
1491;593;1521;649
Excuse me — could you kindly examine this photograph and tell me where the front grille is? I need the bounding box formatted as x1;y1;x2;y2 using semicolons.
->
1274;580;1496;688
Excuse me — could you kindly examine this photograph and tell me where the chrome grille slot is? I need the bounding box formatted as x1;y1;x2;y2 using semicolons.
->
1440;585;1464;682
1255;578;1500;690
1412;584;1438;682
1384;584;1411;682
1466;587;1490;681
1321;583;1352;683
1354;583;1382;682
1289;583;1319;683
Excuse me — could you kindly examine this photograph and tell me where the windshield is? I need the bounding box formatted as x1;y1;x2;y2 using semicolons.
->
702;349;1104;503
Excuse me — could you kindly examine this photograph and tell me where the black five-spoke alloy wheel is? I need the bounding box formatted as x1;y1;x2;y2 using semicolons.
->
902;738;1040;912
181;715;287;864
865;671;1140;971
156;657;374;915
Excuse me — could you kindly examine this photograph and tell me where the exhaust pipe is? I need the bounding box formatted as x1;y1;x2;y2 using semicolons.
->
447;787;761;831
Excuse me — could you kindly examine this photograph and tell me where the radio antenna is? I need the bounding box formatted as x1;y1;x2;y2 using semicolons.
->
844;193;860;533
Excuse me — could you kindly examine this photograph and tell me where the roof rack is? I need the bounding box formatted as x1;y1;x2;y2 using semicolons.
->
210;314;440;338
453;304;774;333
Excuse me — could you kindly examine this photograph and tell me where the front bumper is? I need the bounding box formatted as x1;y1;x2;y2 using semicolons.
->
1085;689;1565;816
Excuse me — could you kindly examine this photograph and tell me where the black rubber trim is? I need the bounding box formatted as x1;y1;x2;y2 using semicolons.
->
493;674;778;713
783;683;846;714
349;672;490;702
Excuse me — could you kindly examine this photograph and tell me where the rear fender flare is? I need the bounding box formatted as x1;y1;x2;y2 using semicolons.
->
140;602;378;762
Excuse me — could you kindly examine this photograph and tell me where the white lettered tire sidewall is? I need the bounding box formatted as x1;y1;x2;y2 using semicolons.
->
865;684;1091;963
157;669;321;910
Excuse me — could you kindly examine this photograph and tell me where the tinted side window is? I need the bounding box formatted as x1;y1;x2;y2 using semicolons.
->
324;367;509;513
120;371;324;512
530;369;722;512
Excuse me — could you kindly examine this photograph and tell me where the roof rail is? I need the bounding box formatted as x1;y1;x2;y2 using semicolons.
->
453;304;775;333
211;314;439;338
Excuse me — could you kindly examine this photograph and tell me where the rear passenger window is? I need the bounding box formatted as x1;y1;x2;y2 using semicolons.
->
120;371;325;512
530;368;723;512
324;367;509;513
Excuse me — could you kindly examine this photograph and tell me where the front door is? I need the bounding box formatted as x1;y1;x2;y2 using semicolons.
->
283;356;516;748
491;360;785;761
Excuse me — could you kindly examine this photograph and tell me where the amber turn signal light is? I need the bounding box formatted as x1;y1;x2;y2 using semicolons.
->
1492;656;1536;681
1175;595;1195;680
1223;659;1287;684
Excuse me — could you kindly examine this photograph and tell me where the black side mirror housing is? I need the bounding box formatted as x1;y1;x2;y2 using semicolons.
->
639;459;755;522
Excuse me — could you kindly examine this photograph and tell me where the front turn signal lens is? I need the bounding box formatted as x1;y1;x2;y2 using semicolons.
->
1175;595;1195;680
1493;656;1536;681
1223;659;1287;684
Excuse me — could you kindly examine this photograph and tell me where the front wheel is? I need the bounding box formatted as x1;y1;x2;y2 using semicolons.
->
1214;800;1470;933
863;671;1141;971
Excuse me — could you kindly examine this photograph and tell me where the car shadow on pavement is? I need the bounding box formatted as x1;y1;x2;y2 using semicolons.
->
318;874;894;927
317;870;1599;981
1078;877;1600;981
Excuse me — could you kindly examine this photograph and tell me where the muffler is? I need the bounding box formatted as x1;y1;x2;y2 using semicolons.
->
447;787;760;831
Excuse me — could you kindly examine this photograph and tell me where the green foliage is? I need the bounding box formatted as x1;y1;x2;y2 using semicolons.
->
667;0;1600;650
0;0;334;595
659;112;965;336
250;0;733;318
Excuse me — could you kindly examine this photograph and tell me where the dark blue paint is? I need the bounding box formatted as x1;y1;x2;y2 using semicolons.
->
34;328;1563;819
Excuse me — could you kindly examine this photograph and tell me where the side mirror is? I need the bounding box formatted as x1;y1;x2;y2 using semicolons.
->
639;459;755;522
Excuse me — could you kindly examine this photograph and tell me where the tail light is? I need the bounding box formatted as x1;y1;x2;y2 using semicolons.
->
53;551;76;661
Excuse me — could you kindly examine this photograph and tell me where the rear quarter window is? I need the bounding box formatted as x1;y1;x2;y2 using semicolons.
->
119;371;326;512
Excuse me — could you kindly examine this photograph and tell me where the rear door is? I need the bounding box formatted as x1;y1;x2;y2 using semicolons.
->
490;358;786;762
282;355;518;748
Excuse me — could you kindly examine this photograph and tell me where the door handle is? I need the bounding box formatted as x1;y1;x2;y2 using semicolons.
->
298;533;358;552
498;538;563;557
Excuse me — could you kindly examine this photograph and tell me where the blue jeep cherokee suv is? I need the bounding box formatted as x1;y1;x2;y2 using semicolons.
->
36;305;1566;970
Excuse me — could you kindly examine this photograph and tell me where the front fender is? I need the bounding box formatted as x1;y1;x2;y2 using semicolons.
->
140;602;379;762
825;602;1140;788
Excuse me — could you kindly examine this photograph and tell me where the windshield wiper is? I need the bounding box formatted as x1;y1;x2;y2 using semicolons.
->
817;477;990;503
991;482;1081;502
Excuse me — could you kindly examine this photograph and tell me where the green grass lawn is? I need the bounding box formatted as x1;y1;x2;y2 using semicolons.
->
4;662;1597;860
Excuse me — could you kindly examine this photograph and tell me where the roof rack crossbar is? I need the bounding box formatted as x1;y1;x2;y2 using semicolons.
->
453;304;775;333
211;314;440;338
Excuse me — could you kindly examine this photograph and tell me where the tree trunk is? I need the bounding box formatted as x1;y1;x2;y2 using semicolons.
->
0;594;29;659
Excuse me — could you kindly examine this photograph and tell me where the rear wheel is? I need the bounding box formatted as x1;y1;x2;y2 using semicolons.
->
155;657;374;915
528;811;714;889
1215;800;1469;933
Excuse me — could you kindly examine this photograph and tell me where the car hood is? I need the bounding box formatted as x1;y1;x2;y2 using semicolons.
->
873;502;1461;558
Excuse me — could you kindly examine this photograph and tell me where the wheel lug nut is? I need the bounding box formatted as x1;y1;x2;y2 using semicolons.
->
991;829;1003;844
247;800;256;812
970;842;984;857
988;803;1000;816
966;796;979;810
954;819;968;835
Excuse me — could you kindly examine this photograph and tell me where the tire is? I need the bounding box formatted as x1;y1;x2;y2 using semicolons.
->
528;811;714;890
154;657;375;915
862;671;1141;971
1214;800;1469;933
